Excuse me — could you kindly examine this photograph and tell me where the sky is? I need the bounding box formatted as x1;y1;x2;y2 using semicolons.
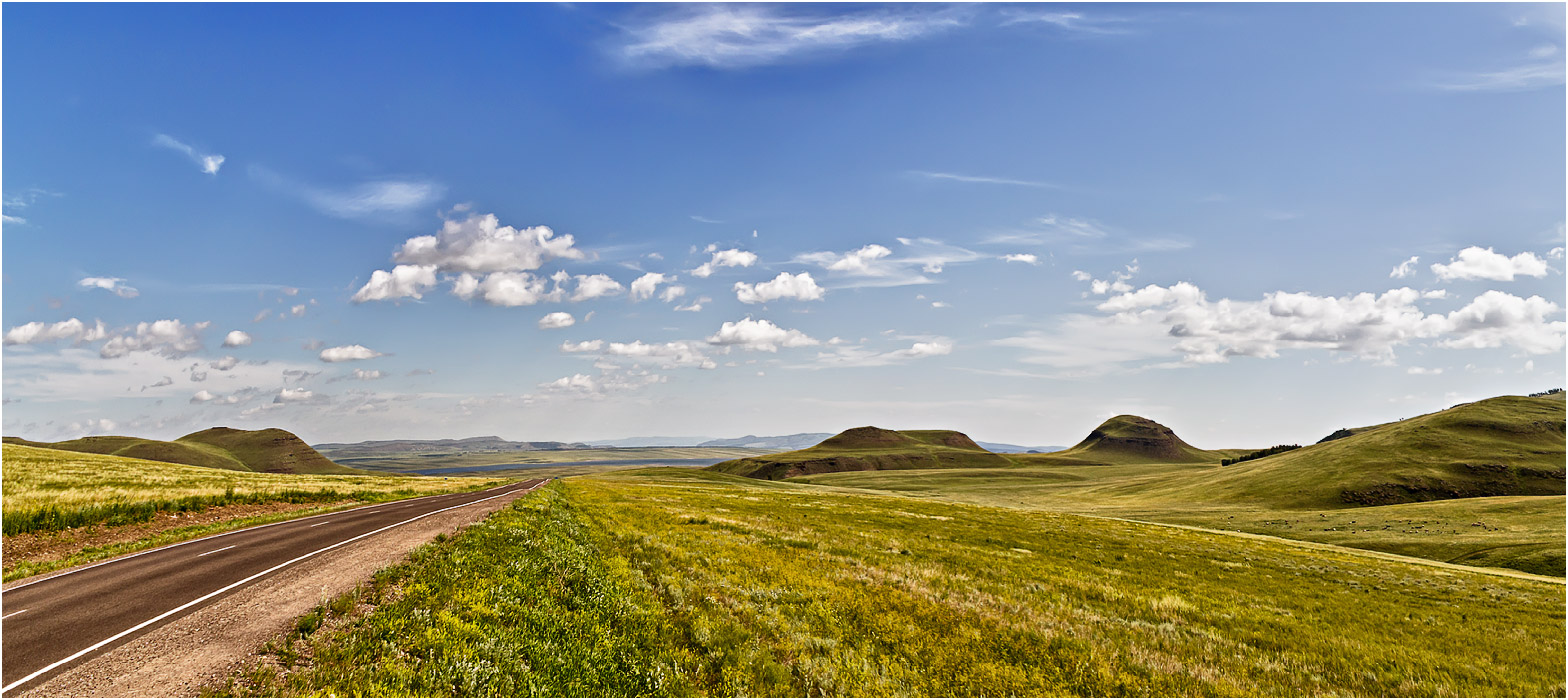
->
2;2;1564;448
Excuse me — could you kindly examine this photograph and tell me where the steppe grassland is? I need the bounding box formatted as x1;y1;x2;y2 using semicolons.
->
2;444;497;535
219;469;1565;698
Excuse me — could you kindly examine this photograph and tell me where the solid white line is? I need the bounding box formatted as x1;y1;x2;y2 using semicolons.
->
1;610;27;620
3;485;511;592
308;522;331;528
196;546;236;558
1;482;541;695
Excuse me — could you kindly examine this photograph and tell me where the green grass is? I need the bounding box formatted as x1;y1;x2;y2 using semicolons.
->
216;470;1565;697
5;426;363;475
1;444;495;536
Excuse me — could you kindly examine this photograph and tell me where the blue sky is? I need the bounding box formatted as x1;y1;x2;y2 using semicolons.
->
3;3;1564;447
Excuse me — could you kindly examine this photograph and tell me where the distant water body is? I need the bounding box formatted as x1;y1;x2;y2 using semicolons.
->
408;458;728;476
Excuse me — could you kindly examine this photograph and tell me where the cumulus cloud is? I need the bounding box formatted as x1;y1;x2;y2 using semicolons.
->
100;320;210;359
395;213;584;274
1074;260;1140;295
153;134;224;175
319;344;386;362
1007;283;1565;370
3;318;109;346
605;340;717;369
536;368;665;398
614;4;964;69
1002;253;1039;265
705;317;819;351
674;296;709;312
1390;255;1420;279
560;340;605;353
1430;246;1550;281
352;265;439;303
453;271;559;306
629;272;673;302
222;330;252;348
78;276;140;298
274;388;316;403
539;311;576;329
691;248;758;277
824;244;892;272
660;285;687;303
569;274;624;302
290;304;306;317
352;369;386;381
798;238;982;287
209;356;240;371
734;272;826;304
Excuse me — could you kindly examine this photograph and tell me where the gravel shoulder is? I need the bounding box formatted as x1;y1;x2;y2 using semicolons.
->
17;481;545;698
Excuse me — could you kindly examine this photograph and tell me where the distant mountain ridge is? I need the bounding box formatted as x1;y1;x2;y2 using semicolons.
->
5;427;359;475
314;436;590;459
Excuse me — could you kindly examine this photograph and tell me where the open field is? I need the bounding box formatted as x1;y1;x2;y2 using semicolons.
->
339;446;771;475
1;444;497;536
216;470;1564;697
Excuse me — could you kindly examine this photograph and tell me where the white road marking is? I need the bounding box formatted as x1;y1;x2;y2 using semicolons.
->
1;482;541;694
1;610;27;620
308;522;331;528
3;484;513;593
197;546;236;558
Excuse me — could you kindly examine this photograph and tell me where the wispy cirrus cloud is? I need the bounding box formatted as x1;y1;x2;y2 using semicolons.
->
249;165;444;220
906;171;1065;189
999;10;1137;35
153;134;225;175
612;4;968;69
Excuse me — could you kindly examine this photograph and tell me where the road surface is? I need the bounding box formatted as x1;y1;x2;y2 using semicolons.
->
1;480;544;695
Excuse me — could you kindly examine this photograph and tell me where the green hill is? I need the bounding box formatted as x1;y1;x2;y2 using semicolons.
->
3;427;362;475
1024;414;1236;465
1091;395;1565;510
708;426;1012;480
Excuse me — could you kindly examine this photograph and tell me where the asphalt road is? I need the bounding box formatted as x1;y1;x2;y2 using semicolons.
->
0;480;544;695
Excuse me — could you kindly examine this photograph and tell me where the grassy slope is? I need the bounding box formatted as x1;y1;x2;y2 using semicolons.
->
0;444;492;536
791;395;1565;575
341;446;771;474
219;470;1564;697
4;426;363;475
709;427;1013;480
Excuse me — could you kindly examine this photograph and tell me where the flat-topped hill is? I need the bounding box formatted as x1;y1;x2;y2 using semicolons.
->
1027;415;1232;465
3;427;362;475
708;427;1012;480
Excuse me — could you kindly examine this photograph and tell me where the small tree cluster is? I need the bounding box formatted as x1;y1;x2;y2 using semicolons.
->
1528;388;1563;397
1221;444;1302;466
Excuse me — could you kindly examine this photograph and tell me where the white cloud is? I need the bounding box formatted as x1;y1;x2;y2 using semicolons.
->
1009;283;1565;371
674;296;709;312
797;238;981;287
191;389;234;404
3;318;109;347
539;312;576;329
209;356;239;371
801;338;954;368
352;369;386;381
690;248;758;277
629;272;671;301
615;4;964;69
353;265;440;303
570;274;625;302
454;271;558;306
252;309;272;323
290;304;306;317
705;317;819;351
734;272;825;304
604;340;717;369
1432;59;1565;92
1000;9;1134;34
1407;367;1443;375
1076;260;1140;295
1002;253;1039;265
660;285;687;303
252;166;446;220
1430;246;1550;281
100;320;210;359
908;171;1061;188
319;344;386;362
560;340;605;353
153;134;224;175
931;301;950;308
394;213;584;274
824;244;892;272
222;330;252;348
78;277;140;299
274;388;316;403
1390;256;1420;279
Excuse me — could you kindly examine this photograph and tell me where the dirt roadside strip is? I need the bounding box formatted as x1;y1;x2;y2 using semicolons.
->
13;479;550;698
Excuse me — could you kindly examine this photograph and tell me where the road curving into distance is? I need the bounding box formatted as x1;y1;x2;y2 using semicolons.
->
0;479;546;696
